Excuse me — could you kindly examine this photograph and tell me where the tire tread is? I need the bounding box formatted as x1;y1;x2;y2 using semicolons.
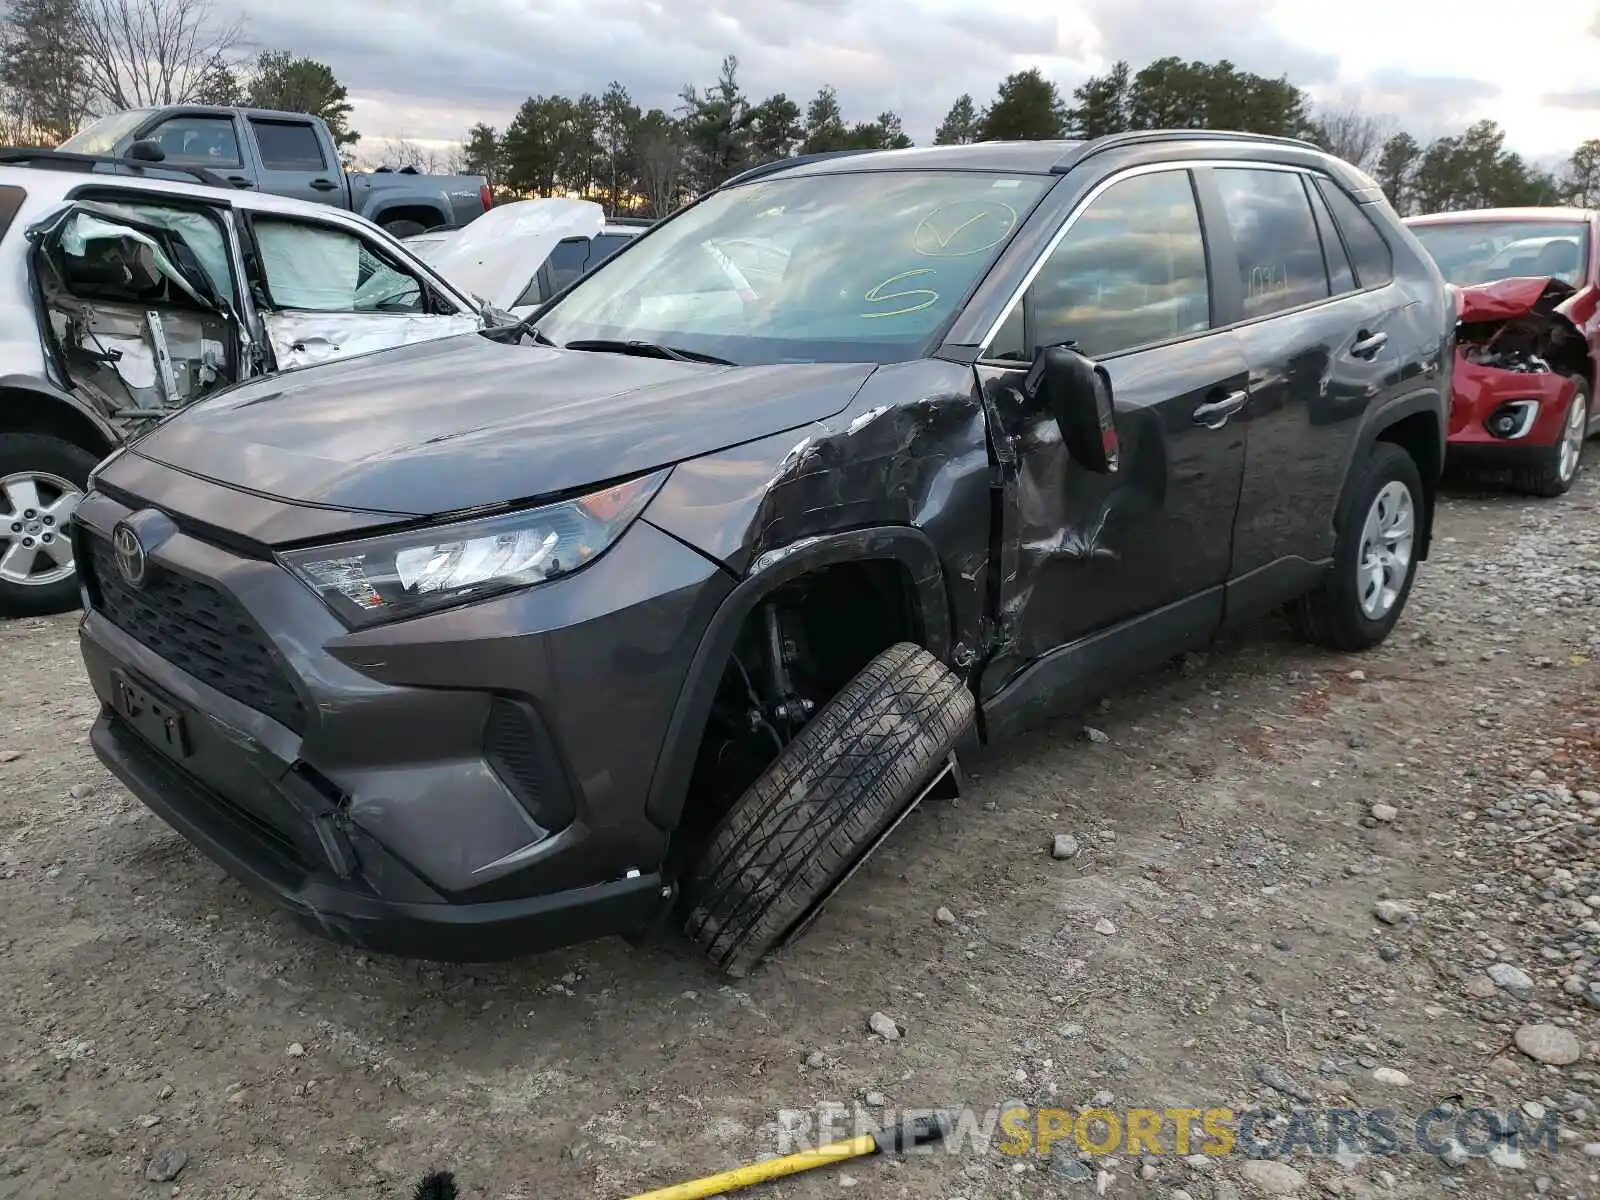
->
683;642;974;977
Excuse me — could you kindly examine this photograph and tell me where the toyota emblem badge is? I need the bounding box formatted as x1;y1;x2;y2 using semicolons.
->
111;521;147;588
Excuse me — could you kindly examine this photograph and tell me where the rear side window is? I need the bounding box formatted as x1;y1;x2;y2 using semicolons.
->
545;237;592;294
0;185;25;244
1213;168;1329;319
250;119;328;171
1305;181;1357;296
1023;169;1211;360
1316;179;1394;288
588;232;633;267
148;115;241;168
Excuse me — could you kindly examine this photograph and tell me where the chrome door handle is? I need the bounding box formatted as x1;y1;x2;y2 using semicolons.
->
1193;389;1248;428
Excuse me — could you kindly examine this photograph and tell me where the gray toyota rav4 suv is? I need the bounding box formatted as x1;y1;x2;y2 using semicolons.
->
75;132;1453;976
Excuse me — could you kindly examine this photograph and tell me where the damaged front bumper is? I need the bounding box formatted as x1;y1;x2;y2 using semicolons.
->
1447;276;1590;459
71;481;729;961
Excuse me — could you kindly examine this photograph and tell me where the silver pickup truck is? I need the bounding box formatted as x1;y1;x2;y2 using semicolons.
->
58;106;493;237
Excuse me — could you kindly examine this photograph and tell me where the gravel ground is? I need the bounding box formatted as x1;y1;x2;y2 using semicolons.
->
2;472;1600;1200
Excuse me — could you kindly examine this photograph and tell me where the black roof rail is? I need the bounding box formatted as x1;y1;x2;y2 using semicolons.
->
0;146;232;190
717;148;878;190
605;216;654;227
1051;129;1324;174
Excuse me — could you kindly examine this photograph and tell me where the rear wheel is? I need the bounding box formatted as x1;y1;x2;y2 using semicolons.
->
381;218;429;238
0;433;97;618
1514;375;1590;498
681;642;974;978
1289;441;1423;652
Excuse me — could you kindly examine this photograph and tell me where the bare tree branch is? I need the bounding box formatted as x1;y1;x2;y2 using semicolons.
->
1308;105;1396;171
360;135;466;175
72;0;243;111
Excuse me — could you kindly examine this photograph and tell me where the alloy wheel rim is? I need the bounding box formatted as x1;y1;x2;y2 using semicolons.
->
1558;392;1587;483
1356;481;1415;621
0;471;80;587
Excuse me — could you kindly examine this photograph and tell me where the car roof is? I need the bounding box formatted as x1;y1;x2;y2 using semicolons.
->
112;104;333;124
1405;207;1596;225
716;130;1383;201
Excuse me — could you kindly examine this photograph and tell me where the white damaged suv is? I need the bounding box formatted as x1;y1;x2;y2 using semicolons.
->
0;150;567;616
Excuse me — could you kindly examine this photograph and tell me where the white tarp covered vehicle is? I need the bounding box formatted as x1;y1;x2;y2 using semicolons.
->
405;198;647;316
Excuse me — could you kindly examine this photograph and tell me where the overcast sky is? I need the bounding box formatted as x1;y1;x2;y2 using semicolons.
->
219;0;1600;162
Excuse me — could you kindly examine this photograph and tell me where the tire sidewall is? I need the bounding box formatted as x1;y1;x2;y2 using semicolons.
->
0;433;100;617
1330;443;1425;645
382;219;429;239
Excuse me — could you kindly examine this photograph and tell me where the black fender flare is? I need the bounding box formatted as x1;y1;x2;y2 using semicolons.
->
643;525;951;832
1338;385;1447;560
0;376;121;454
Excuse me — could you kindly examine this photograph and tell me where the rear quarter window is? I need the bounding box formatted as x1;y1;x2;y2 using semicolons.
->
1316;179;1394;288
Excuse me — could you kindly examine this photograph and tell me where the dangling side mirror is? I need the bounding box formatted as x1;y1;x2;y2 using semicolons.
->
1025;343;1119;474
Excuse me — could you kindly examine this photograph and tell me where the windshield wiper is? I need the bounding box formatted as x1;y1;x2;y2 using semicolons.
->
562;338;736;366
480;309;555;345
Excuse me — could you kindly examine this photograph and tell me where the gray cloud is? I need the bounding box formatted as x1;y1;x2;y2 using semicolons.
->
214;0;1537;152
1079;0;1339;87
1545;88;1600;110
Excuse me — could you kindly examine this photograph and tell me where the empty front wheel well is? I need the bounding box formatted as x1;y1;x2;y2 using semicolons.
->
0;388;116;459
675;558;925;853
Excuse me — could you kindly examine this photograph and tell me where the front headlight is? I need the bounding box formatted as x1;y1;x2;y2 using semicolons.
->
280;469;669;628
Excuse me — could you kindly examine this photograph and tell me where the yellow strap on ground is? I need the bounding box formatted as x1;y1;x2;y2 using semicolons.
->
622;1134;880;1200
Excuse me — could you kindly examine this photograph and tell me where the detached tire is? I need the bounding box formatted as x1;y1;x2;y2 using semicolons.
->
1289;441;1423;653
1514;375;1590;498
683;642;974;978
381;218;429;238
0;432;98;618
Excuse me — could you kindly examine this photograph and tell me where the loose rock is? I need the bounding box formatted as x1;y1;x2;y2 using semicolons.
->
144;1147;188;1183
1239;1159;1306;1195
935;906;957;926
1254;1063;1313;1103
1487;963;1535;999
1369;803;1398;823
1513;1024;1581;1066
1373;900;1416;926
1371;1067;1411;1087
867;1012;901;1041
1052;834;1080;860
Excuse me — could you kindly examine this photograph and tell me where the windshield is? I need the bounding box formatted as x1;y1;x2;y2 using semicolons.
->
536;170;1054;365
59;110;155;157
1409;220;1590;288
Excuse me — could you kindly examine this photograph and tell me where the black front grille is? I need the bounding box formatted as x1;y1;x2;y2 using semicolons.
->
84;533;307;733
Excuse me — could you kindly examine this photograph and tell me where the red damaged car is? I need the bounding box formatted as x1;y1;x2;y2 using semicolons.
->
1405;208;1598;496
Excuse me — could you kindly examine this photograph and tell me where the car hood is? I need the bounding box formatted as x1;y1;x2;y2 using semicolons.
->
1456;276;1576;323
426;198;605;309
129;333;876;517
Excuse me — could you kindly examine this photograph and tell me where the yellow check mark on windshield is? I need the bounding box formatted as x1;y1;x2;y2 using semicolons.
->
925;212;987;249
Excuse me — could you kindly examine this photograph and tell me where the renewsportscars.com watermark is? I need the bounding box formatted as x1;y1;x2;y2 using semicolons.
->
776;1103;1564;1160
